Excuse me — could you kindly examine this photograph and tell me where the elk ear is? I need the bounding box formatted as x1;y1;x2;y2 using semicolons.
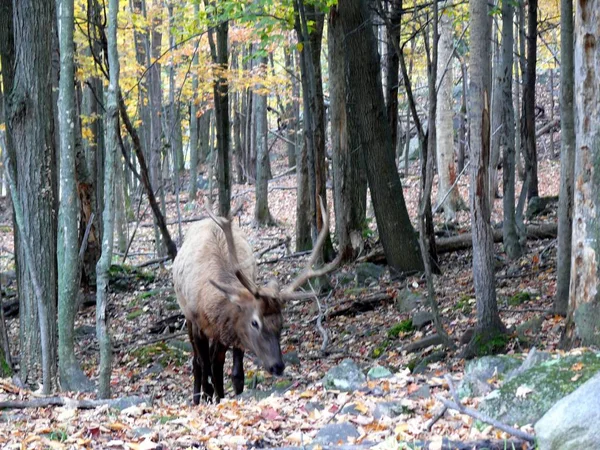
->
209;279;250;306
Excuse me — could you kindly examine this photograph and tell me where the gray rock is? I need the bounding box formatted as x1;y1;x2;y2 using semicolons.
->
515;317;544;342
373;401;407;419
355;263;385;286
458;355;521;399
526;196;557;219
367;365;393;380
109;396;150;411
412;351;446;374
313;423;359;445
283;351;301;367
479;351;600;426
409;384;431;399
395;289;423;314
322;359;366;392
304;402;324;413
507;348;551;380
535;372;600;450
341;403;361;415
412;310;434;330
141;362;164;377
167;339;193;353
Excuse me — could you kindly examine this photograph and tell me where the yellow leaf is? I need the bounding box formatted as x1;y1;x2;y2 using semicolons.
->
571;362;584;372
107;422;130;432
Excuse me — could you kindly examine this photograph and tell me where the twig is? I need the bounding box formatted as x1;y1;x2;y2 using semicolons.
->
78;212;95;260
425;405;448;431
436;375;536;443
433;160;471;215
326;392;354;424
120;330;187;350
256;237;291;259
258;250;312;265
136;256;170;268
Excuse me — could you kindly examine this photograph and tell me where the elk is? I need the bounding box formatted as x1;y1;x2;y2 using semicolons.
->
173;199;339;404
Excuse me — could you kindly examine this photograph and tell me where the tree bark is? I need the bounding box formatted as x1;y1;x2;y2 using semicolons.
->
57;0;92;391
500;0;522;260
555;0;575;316
96;0;120;398
254;57;274;226
328;6;367;262
338;0;423;276
8;0;58;392
436;10;461;222
521;0;538;200
207;11;231;217
563;0;600;348
464;0;506;357
294;0;334;262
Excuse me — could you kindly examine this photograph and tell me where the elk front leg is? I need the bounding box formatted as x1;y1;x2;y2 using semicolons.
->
232;348;245;395
210;340;227;400
195;332;214;402
186;321;203;405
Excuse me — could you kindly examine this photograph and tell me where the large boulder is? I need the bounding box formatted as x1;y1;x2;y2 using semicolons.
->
322;359;366;392
535;372;600;450
478;351;600;426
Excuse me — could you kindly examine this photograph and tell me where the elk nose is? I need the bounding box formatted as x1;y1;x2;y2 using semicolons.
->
269;362;285;376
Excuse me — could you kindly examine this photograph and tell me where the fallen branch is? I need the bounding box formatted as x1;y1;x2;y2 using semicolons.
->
328;293;393;318
536;118;559;138
0;395;149;410
358;223;557;263
136;256;170;268
401;334;444;353
258;250;312;265
120;330;187;351
437;375;536;443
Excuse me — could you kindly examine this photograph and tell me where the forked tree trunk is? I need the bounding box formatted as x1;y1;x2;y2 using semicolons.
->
555;0;575;316
500;0;522;260
338;0;423;276
464;0;506;358
562;0;600;348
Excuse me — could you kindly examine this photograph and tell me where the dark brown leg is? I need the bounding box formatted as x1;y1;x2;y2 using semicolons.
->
232;348;245;395
186;321;202;405
196;332;214;401
210;340;228;400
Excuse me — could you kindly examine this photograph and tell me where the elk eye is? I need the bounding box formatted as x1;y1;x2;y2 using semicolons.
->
251;320;259;329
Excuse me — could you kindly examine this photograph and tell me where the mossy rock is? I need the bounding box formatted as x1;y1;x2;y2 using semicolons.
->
371;340;391;358
109;264;155;291
131;342;187;367
0;349;11;378
508;291;531;306
387;319;414;338
478;351;600;426
126;309;145;321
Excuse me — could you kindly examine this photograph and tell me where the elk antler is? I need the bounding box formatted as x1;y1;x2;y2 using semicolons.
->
205;201;259;297
282;197;342;297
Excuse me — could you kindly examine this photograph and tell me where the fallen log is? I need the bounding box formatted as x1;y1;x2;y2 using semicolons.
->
0;395;149;410
328;293;393;318
358;222;557;263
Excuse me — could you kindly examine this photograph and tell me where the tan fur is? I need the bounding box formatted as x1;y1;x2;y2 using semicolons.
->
172;219;257;349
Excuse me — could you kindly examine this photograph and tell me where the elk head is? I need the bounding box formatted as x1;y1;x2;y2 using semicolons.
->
206;198;340;376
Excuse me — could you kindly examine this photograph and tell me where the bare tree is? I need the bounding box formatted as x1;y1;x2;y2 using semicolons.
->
464;0;506;358
555;0;575;316
562;0;600;348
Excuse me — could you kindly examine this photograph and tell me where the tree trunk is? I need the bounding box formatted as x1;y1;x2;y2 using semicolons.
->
562;0;600;348
57;0;92;392
555;0;575;316
457;61;468;173
500;0;522;260
207;14;231;217
254;57;273;226
385;2;401;158
436;11;461;222
189;68;199;200
96;0;119;398
521;0;538;200
284;47;297;170
8;0;58;392
464;0;506;358
489;13;502;205
328;6;367;262
338;0;423;276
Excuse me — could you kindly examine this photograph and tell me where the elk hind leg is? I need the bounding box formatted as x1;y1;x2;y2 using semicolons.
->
186;321;203;405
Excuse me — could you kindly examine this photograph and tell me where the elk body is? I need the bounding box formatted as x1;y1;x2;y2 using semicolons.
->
173;201;339;404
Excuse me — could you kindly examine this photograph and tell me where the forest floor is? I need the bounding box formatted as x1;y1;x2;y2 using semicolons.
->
0;154;563;449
